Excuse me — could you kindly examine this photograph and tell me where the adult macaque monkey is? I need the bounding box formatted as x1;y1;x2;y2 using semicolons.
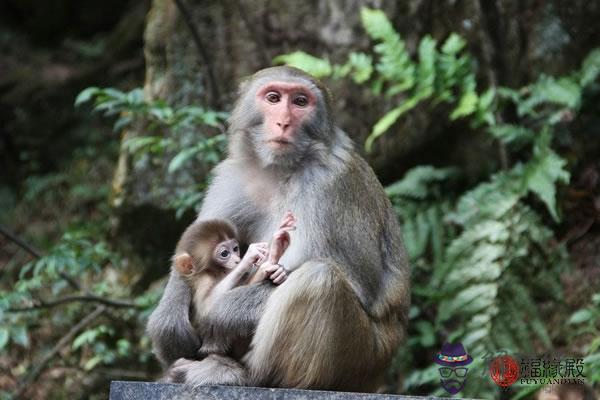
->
147;66;410;391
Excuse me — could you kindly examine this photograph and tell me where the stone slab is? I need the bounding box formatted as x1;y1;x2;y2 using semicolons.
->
109;381;447;400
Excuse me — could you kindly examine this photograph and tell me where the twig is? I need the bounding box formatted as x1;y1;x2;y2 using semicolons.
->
173;0;222;107
0;225;42;258
14;305;107;399
8;295;141;312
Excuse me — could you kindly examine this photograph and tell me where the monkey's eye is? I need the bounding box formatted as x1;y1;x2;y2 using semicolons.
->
265;92;281;104
233;246;239;253
220;249;230;258
293;95;308;107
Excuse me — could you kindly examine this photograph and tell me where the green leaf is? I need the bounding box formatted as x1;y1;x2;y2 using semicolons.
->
102;87;127;100
73;330;95;350
441;33;466;54
346;52;373;83
168;147;200;174
360;8;394;40
75;87;100;106
273;51;332;78
568;309;593;325
385;166;458;199
488;124;535;145
450;91;478;119
580;48;600;87
522;135;570;221
113;115;133;132
126;88;144;105
84;355;104;371
365;96;419;152
518;76;581;115
415;35;436;98
124;136;163;154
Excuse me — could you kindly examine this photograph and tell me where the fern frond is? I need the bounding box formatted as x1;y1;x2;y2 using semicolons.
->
518;76;581;116
386;166;458;199
488;124;535;146
361;8;415;93
520;129;570;221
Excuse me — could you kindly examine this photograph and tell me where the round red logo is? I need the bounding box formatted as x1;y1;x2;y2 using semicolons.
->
489;355;520;387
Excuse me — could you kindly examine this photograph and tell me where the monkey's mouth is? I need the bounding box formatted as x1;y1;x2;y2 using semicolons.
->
267;138;293;149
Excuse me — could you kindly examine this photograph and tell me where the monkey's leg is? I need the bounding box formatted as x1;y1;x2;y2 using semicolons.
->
245;260;401;391
197;281;272;358
163;355;247;386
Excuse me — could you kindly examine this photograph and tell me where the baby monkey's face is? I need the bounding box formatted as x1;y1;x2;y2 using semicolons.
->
213;238;241;270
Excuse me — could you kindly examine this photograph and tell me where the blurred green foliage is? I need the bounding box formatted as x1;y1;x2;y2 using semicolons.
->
75;87;227;172
75;86;228;217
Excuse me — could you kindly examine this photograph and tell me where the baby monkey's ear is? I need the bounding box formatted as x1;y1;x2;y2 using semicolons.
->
174;252;194;275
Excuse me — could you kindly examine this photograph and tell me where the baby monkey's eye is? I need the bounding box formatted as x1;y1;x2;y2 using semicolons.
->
233;246;239;253
220;250;230;258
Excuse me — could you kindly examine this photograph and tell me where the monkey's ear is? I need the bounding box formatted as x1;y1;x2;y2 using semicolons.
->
174;253;194;275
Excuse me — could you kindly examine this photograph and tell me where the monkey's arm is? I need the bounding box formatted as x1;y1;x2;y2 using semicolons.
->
210;243;268;301
328;157;410;322
146;271;200;365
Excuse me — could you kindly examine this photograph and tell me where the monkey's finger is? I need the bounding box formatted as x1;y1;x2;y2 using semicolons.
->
270;267;285;280
280;213;296;228
286;211;296;222
272;272;287;284
264;263;279;273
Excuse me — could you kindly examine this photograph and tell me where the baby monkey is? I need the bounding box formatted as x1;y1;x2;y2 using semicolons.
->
173;211;296;358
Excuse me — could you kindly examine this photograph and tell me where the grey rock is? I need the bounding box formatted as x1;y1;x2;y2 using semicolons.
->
109;381;444;400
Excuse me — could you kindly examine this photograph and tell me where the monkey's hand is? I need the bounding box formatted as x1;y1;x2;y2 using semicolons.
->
269;215;296;264
240;242;268;269
278;210;297;230
256;262;287;285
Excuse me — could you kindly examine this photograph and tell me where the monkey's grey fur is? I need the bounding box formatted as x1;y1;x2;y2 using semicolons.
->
148;66;410;391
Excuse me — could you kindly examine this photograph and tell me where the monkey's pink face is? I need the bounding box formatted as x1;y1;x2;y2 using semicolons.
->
256;82;316;152
213;239;241;270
